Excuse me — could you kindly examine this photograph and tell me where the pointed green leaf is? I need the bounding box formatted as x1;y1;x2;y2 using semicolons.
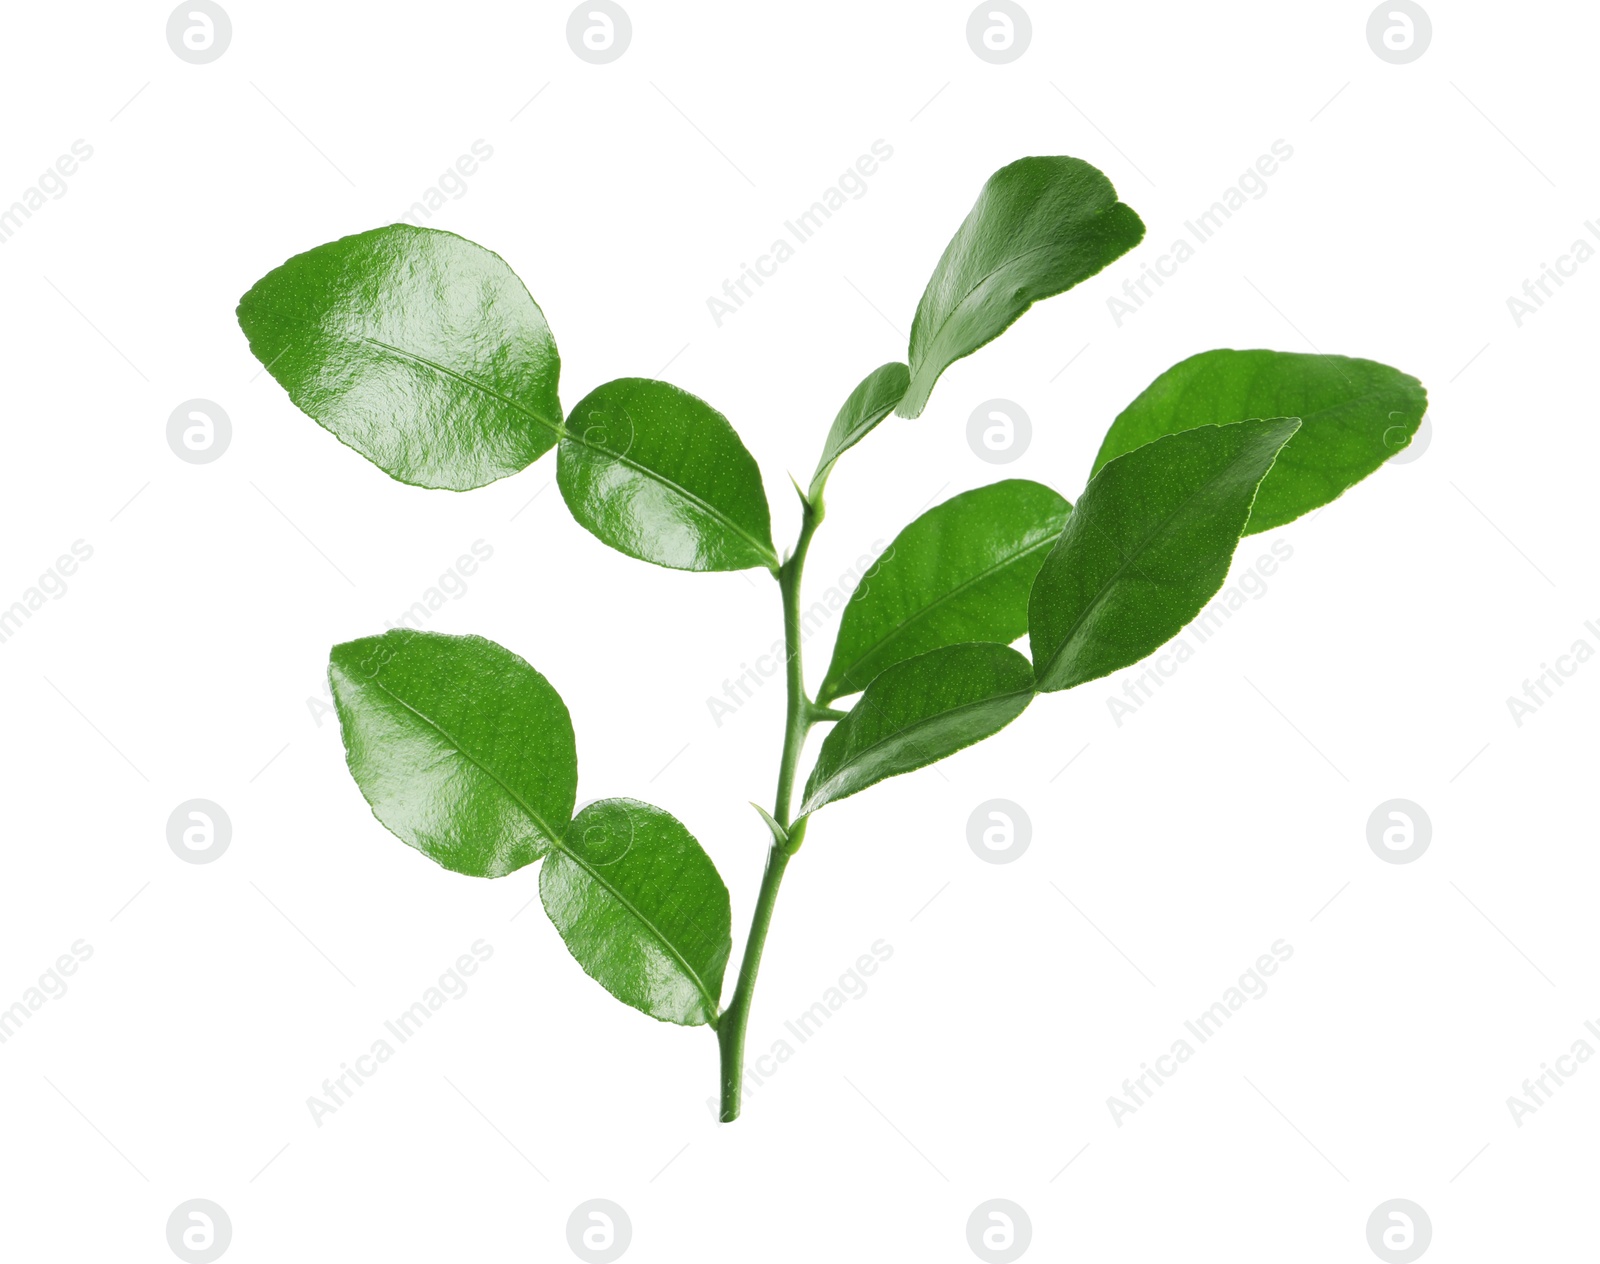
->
1030;417;1301;694
898;156;1144;418
800;643;1034;816
558;377;778;572
749;802;790;850
809;362;909;501
540;798;731;1026
237;225;562;490
1091;349;1427;534
818;479;1069;705
328;630;577;877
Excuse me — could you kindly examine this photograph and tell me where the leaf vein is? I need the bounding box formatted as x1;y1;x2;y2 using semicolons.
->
832;530;1060;696
356;335;563;437
355;673;566;850
1039;432;1287;680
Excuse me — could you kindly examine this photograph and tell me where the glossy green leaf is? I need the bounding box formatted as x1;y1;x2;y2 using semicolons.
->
328;630;577;877
558;377;778;572
898;157;1144;418
800;643;1034;815
1030;417;1301;694
817;480;1070;705
1092;349;1427;534
809;362;910;501
237;225;562;490
540;798;731;1026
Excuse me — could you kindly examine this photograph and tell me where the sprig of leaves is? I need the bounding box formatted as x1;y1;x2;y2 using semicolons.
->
239;154;1426;1119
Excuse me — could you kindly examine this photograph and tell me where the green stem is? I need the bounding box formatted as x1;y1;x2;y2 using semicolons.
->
715;840;789;1120
716;493;823;1122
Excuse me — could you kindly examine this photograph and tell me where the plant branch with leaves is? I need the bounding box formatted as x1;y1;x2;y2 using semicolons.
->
238;155;1426;1122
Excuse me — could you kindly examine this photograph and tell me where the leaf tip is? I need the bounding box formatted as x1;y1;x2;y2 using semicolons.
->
749;802;789;850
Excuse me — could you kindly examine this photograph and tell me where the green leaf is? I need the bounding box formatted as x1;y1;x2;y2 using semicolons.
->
1030;417;1301;694
749;802;790;850
1091;349;1427;534
559;377;778;572
808;362;910;501
237;225;562;491
800;643;1034;816
817;479;1069;705
898;156;1145;418
328;630;577;877
540;798;731;1027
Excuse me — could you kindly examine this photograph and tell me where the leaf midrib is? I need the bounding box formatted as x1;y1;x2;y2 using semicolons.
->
570;432;778;569
807;677;1031;810
1039;433;1285;683
1099;375;1420;476
829;530;1060;698
913;217;1117;374
358;674;720;1021
548;839;722;1025
358;337;776;569
357;672;567;847
359;335;563;437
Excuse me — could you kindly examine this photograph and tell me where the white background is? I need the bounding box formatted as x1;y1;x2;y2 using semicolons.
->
0;1;1593;1260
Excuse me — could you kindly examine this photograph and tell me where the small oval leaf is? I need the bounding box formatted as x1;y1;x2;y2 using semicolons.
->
899;156;1145;418
1029;417;1301;694
809;362;910;501
1091;349;1427;534
559;377;778;572
818;479;1069;704
238;225;562;490
540;798;732;1026
800;643;1034;816
329;630;577;877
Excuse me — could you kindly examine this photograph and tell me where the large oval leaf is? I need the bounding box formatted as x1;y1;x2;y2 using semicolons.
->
817;479;1069;704
558;377;778;572
329;630;577;877
1030;417;1301;694
808;362;909;501
540;798;731;1026
800;643;1034;816
1091;349;1427;534
898;156;1144;418
238;225;562;490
